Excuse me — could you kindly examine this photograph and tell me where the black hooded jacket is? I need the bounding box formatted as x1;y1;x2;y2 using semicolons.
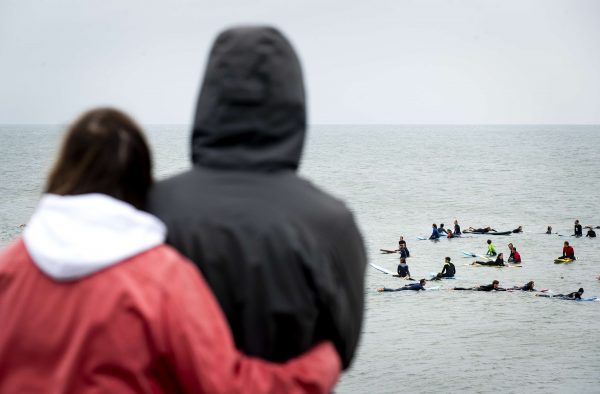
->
148;26;366;369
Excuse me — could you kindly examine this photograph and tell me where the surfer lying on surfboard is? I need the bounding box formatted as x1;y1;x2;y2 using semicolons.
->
378;279;427;292
454;280;505;291
472;253;505;266
537;288;585;300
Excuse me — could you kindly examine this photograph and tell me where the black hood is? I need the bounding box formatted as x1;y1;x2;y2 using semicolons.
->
191;26;306;171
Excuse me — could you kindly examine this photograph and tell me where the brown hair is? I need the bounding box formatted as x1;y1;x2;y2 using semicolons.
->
46;108;152;209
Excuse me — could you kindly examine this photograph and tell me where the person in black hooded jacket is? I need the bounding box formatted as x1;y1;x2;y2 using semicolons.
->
147;26;366;369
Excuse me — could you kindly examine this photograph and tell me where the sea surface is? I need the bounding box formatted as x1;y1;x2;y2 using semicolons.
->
1;124;600;393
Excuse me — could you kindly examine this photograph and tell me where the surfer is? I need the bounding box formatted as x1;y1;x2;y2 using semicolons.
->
546;226;552;234
453;220;461;236
486;239;497;256
429;224;440;240
558;241;575;260
552;288;584;300
512;226;523;233
511;281;536;291
439;257;456;278
472;253;505;266
398;235;407;249
465;226;496;234
446;229;454;238
438;223;448;234
573;220;583;237
396;257;412;279
454;280;505;291
586;228;596;238
378;279;427;292
398;244;410;258
507;243;521;263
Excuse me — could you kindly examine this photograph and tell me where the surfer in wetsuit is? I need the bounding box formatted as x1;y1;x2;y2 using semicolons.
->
573;220;583;237
512;226;523;233
454;280;505;291
446;229;454;238
472;253;504;266
396;257;412;279
465;226;496;234
558;241;575;260
586;227;596;238
378;279;427;292
486;239;497;256
429;224;440;240
511;281;536;291
438;223;448;235
398;236;407;249
440;257;456;278
453;220;461;236
398;244;410;258
507;243;521;263
546;226;552;234
548;288;584;300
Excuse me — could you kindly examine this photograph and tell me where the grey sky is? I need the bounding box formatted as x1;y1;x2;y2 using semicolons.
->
1;0;599;124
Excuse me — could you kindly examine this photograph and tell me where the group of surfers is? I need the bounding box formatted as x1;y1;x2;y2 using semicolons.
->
428;221;527;240
546;219;598;237
378;279;586;299
428;220;462;239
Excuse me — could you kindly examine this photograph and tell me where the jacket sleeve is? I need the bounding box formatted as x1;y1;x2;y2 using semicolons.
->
160;260;341;394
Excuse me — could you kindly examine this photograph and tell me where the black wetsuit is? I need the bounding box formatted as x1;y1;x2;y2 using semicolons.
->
454;284;505;291
473;257;504;266
553;292;582;300
586;229;596;238
399;248;410;258
513;284;535;291
397;263;410;278
441;262;456;278
454;223;461;235
512;227;523;233
438;227;448;234
382;283;425;292
574;224;583;237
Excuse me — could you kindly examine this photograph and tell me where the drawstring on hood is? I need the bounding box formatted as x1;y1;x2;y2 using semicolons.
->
191;26;306;171
23;194;166;280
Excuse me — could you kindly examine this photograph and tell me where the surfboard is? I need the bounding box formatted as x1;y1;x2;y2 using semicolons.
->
379;249;397;254
428;272;457;280
554;258;575;264
369;263;395;275
463;251;493;260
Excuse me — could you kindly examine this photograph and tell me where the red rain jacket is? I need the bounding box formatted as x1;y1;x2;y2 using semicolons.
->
0;240;340;393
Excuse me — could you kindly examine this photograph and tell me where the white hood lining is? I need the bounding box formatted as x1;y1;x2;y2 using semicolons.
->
23;193;166;280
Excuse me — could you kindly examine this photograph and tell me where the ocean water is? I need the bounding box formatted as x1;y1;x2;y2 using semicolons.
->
1;124;600;393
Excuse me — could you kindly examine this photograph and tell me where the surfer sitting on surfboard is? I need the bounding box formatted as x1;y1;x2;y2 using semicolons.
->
507;243;521;263
378;279;427;292
486;239;497;256
454;220;461;236
559;241;576;260
440;257;456;278
396;257;412;279
472;253;504;266
398;244;410;258
429;224;441;240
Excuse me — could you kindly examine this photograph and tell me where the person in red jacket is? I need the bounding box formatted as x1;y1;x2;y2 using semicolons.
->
559;241;576;260
0;108;340;394
507;243;522;263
